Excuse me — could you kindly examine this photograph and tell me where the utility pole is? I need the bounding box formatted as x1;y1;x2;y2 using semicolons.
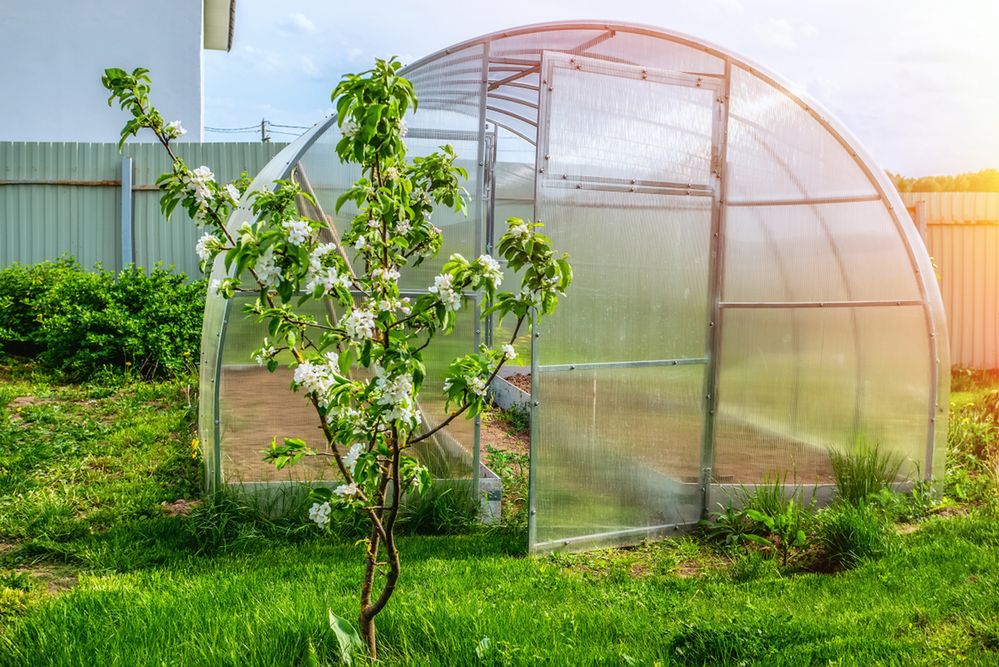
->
260;118;270;143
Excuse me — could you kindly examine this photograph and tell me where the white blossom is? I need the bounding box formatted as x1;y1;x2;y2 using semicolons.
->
342;308;376;341
308;501;331;528
306;266;349;295
292;355;341;406
164;120;186;139
195;232;220;263
342;443;364;474
501;344;516;360
224;183;240;203
477;254;503;288
465;375;487;397
255;247;282;286
354;236;367;250
397;118;408;137
396;218;411;234
509;222;529;238
254;339;277;365
371;266;400;283
412;188;432;207
333;482;359;497
282;219;311;246
429;273;462;311
188;166;215;204
374;368;419;427
382;166;400;181
342;120;359;138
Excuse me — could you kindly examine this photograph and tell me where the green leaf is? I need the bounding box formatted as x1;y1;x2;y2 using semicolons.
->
328;610;362;665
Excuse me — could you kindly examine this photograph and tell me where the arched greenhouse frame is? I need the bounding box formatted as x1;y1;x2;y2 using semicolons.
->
199;21;949;553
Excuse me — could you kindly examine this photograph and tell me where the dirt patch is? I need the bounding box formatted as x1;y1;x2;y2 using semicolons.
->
16;564;79;595
480;417;529;456
8;396;46;410
505;373;531;393
219;366;336;483
161;499;200;516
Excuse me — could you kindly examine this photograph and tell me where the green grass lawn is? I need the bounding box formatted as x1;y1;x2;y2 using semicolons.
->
1;359;998;665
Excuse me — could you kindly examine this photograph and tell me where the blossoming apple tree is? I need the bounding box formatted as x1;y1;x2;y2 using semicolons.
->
102;59;571;659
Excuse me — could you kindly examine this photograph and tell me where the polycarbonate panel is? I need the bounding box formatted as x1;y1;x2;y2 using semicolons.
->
218;295;335;485
488;26;724;76
536;188;712;365
409;299;477;479
533;365;705;549
726;66;878;201
723;201;922;302
544;55;715;185
198;255;229;491
714;306;930;485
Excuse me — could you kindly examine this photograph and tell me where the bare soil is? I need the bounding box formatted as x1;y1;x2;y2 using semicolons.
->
504;373;531;393
219;366;336;483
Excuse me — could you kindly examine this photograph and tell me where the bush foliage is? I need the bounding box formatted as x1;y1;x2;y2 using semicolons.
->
0;259;204;379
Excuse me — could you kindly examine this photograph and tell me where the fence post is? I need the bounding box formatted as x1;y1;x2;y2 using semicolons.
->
120;155;134;269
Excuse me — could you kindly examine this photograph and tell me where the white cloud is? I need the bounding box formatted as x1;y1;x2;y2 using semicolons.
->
280;12;318;35
752;18;798;50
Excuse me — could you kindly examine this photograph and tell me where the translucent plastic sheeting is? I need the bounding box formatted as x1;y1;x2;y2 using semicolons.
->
543;55;715;186
723;201;922;303
714;305;931;485
218;296;335;485
726;65;878;202
214;292;477;484
531;49;717;551
535;189;712;365
408;299;478;479
533;365;705;550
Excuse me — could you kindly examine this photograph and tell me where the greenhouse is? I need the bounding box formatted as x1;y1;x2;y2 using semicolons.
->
199;21;949;553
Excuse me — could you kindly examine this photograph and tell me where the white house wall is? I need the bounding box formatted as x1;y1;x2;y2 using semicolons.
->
0;0;204;142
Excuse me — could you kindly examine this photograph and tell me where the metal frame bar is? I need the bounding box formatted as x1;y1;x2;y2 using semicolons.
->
698;60;731;516
721;299;925;309
471;42;491;505
539;357;708;372
727;194;882;207
542;176;714;197
531;521;695;553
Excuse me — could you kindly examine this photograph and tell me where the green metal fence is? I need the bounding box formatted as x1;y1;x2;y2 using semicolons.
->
0;141;288;277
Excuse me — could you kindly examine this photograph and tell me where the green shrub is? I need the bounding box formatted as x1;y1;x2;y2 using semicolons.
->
829;439;906;506
0;258;79;356
0;260;204;380
816;503;898;570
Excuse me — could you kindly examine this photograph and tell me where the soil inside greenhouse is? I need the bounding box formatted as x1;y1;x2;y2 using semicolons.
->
220;366;834;486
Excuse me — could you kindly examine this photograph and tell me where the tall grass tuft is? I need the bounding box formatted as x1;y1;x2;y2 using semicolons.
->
817;503;899;570
829;439;905;506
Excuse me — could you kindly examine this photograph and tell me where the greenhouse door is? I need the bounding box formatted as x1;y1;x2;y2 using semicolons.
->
529;53;724;552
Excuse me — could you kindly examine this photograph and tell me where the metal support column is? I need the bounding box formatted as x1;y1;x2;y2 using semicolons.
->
698;61;732;516
119;155;134;269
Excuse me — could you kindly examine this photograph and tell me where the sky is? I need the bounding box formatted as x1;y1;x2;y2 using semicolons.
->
204;0;999;176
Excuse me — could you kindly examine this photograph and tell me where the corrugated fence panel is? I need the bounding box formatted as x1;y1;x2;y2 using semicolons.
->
935;225;999;369
1;142;121;268
911;191;999;369
901;191;999;223
0;141;288;275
